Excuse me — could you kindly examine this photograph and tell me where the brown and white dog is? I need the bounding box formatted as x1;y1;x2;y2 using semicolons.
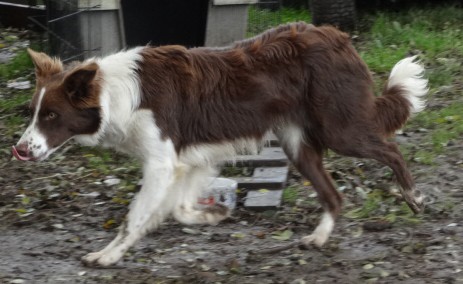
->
12;23;428;266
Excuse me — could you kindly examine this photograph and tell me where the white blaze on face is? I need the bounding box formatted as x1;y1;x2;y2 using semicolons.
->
16;87;51;160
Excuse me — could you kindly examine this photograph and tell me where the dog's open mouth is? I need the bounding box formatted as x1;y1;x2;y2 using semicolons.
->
11;146;38;161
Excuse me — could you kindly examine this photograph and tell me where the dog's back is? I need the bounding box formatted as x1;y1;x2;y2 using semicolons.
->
137;23;373;153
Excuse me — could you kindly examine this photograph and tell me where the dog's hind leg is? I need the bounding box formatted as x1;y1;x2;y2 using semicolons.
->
330;135;424;213
172;166;231;226
275;125;342;247
294;145;343;247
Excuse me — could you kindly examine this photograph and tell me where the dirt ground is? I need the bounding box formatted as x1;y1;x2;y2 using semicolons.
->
1;130;462;284
1;32;463;284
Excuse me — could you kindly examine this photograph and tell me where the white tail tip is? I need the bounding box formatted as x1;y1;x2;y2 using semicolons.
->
388;56;428;113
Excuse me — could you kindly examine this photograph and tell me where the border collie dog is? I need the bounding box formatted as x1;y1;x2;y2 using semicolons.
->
12;23;428;266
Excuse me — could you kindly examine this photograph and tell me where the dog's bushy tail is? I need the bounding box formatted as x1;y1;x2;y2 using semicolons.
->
374;56;428;136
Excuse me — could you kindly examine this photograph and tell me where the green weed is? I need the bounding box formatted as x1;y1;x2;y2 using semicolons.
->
282;186;300;205
359;7;463;75
0;49;33;80
0;91;32;112
344;189;419;224
412;102;463;152
248;7;311;36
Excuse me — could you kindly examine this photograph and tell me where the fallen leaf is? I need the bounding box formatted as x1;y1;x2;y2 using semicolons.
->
103;219;117;229
231;232;245;239
252;231;266;239
271;229;293;241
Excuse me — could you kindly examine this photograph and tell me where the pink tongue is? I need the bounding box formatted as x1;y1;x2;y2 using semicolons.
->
11;146;33;161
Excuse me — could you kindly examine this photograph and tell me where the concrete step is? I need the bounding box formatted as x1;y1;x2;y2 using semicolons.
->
244;189;283;211
229;147;288;167
264;132;279;147
235;166;288;190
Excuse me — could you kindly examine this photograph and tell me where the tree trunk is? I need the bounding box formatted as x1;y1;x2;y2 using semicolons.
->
310;0;356;32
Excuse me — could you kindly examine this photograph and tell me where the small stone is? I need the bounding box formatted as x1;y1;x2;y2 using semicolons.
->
52;223;64;229
216;270;228;276
182;227;201;235
363;263;375;270
200;264;211;271
7;80;31;90
401;245;413;253
380;269;390;277
104;178;121;186
77;191;100;198
194;251;209;256
78;271;86;276
398;271;410;279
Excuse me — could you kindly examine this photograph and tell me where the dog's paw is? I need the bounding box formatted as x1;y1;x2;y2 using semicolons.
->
81;250;122;267
402;188;425;214
300;233;328;248
203;204;230;225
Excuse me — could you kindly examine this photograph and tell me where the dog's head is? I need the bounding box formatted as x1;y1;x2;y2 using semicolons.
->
12;49;102;161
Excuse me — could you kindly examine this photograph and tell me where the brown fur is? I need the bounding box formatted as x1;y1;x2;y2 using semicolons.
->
11;23;425;266
23;22;419;224
136;22;416;216
27;48;63;81
27;52;102;149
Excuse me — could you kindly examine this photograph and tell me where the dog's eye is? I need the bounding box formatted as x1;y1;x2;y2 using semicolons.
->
47;112;57;120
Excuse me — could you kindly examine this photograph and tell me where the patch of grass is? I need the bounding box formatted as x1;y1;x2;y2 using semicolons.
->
282;186;300;205
344;189;420;224
411;102;463;152
0;50;34;128
0;91;32;112
221;166;252;177
413;149;435;165
358;6;463;77
0;49;33;80
83;149;117;175
248;7;311;36
5;114;25;128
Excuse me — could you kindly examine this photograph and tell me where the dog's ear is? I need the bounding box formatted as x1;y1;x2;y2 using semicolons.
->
63;62;100;108
27;48;63;78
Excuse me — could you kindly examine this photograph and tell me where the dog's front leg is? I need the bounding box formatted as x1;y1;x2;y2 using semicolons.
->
82;159;175;266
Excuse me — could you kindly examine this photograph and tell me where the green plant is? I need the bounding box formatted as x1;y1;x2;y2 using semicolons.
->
344;189;419;224
247;7;311;36
0;49;33;80
282;186;300;205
